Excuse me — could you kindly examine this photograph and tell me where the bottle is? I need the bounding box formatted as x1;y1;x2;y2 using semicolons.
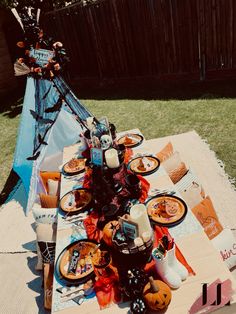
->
90;118;113;150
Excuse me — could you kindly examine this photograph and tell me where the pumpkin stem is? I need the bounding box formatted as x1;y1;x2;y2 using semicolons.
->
149;276;159;293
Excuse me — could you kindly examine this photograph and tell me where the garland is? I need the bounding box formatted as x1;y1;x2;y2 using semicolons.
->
14;8;69;80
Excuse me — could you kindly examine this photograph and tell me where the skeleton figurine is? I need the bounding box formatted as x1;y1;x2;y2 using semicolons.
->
91;135;101;148
100;134;112;150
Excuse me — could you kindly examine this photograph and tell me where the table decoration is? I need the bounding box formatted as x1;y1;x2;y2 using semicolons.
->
111;221;154;268
117;144;126;163
167;244;188;281
130;298;147;314
117;133;144;148
128;156;160;176
93;274;121;309
125;174;142;199
146;195;188;227
148;225;195;276
105;148;120;168
130;204;153;236
102;221;119;246
143;276;172;310
92;249;117;279
59;189;92;215
121;268;148;298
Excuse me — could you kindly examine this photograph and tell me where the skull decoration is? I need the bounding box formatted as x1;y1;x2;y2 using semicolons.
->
100;134;112;150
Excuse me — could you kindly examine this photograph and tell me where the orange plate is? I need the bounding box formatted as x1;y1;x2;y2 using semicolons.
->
117;133;143;148
59;240;97;282
146;195;188;227
60;189;92;214
129;156;160;176
63;158;86;175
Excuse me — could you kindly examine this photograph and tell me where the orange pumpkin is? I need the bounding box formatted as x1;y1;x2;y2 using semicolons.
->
102;220;119;246
143;277;171;311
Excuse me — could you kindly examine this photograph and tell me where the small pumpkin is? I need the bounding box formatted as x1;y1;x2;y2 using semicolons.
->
102;220;119;246
143;276;171;311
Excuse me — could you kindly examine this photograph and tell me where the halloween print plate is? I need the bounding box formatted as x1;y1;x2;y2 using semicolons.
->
146;195;188;227
117;133;143;148
128;156;160;176
60;189;92;215
56;239;97;284
62;158;86;176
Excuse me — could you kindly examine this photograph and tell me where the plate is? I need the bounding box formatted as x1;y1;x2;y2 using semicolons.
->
117;133;143;148
128;156;160;176
55;239;98;284
146;195;188;227
60;188;92;215
62;158;86;176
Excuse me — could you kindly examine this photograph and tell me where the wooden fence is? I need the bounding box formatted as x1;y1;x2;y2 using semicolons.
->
42;0;236;81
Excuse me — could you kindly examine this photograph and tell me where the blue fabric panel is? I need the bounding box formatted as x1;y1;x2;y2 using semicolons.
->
13;77;36;194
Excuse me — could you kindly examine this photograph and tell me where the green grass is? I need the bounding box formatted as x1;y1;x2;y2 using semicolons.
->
0;98;236;193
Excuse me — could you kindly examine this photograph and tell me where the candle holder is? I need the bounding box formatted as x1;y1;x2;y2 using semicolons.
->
117;144;126;164
111;227;154;270
125;173;142;199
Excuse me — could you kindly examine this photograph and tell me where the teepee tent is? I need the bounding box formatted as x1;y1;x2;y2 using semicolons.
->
9;75;92;215
1;6;94;214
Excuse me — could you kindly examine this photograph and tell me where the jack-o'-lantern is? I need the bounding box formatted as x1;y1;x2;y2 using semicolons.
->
102;220;119;246
143;276;171;311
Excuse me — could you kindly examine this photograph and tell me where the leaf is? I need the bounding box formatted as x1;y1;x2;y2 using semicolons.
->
30;110;53;124
42;86;52;100
27;151;40;160
39;118;54;124
45;98;62;113
30;109;39;121
38;134;48;145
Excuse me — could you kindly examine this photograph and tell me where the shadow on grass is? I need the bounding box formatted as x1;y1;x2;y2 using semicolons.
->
1;76;236;118
0;78;26;118
69;77;236;100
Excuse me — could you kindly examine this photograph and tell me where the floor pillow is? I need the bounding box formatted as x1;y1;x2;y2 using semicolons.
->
211;228;236;270
156;142;174;163
169;161;188;184
40;171;61;194
48;179;60;196
36;223;57;265
180;181;205;209
162;151;182;173
191;196;223;240
32;203;58;224
39;193;59;208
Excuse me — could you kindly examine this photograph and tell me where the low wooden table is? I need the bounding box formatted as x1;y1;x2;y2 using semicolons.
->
52;130;236;314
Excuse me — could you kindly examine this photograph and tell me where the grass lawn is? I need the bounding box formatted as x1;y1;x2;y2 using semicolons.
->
0;97;235;192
